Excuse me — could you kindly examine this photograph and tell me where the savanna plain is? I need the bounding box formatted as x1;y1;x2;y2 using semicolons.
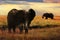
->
0;15;60;40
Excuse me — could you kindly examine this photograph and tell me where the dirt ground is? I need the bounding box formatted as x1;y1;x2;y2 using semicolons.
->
0;26;60;40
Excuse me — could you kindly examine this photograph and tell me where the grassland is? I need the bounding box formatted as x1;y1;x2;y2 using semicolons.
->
0;15;7;25
0;26;60;40
0;15;60;40
0;15;60;26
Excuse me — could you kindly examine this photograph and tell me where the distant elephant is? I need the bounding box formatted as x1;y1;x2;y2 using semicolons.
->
7;8;36;33
42;13;54;19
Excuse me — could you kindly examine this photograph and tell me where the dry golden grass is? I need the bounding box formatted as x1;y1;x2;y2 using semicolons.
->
30;16;60;26
0;15;60;26
0;15;60;40
0;15;7;25
0;27;60;40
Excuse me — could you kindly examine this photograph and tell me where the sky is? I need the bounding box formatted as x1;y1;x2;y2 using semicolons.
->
44;0;60;3
0;0;60;3
0;3;60;16
0;0;60;16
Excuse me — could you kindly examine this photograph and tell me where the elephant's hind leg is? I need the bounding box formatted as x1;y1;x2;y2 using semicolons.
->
18;24;24;34
12;26;16;33
8;26;12;33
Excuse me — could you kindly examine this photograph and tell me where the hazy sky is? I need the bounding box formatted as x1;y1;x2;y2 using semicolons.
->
0;0;60;16
0;3;60;16
0;0;60;3
44;0;60;3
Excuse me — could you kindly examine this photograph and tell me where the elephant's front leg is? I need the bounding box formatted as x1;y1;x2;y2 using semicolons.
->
24;21;28;34
18;23;23;34
12;25;16;33
28;21;31;28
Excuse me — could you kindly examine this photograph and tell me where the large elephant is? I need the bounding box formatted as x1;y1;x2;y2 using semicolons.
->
42;13;54;19
7;8;36;33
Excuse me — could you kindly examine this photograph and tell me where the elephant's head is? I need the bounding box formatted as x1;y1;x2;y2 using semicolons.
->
29;9;35;14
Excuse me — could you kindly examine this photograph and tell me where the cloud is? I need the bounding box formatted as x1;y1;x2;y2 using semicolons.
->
0;0;60;3
45;6;60;8
43;6;60;8
27;0;43;2
0;0;26;1
0;0;43;2
0;0;26;4
0;1;30;5
54;6;60;8
43;0;60;3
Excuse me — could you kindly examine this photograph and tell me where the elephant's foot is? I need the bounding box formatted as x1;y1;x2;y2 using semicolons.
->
19;31;23;34
20;32;23;34
8;30;12;33
25;29;28;34
13;31;16;34
13;28;16;33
